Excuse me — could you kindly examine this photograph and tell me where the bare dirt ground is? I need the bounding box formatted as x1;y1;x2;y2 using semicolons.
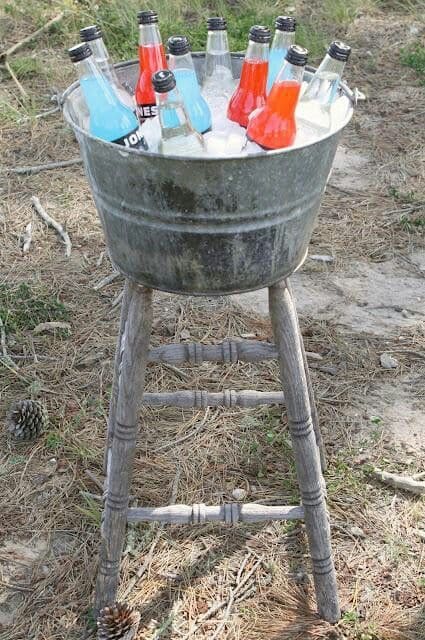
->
0;4;424;640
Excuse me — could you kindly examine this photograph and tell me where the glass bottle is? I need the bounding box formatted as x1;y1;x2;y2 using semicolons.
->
79;24;135;110
153;70;205;156
203;17;234;99
247;45;308;149
167;36;211;134
135;10;167;121
267;16;296;93
227;25;271;128
68;43;147;149
297;40;351;134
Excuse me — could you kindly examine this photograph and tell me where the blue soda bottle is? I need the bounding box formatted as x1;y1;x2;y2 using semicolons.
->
267;16;296;93
167;36;212;134
68;43;147;149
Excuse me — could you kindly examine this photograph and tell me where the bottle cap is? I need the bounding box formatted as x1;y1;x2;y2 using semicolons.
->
137;10;158;25
275;16;296;32
249;25;271;44
328;41;351;62
285;44;308;66
68;43;93;63
167;35;190;56
80;25;102;42
207;17;227;31
152;69;176;93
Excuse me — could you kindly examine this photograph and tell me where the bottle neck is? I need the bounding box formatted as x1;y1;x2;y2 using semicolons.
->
275;60;304;85
88;37;119;83
168;52;195;72
245;40;269;62
74;56;120;110
302;54;346;105
139;23;162;46
316;53;346;76
271;30;295;51
206;30;230;55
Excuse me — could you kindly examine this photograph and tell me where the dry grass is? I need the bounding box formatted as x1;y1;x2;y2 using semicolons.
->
0;1;424;639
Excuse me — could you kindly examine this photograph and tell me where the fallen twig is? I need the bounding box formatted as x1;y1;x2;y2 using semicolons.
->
5;158;82;175
93;271;120;291
111;289;124;308
153;409;210;453
20;222;33;253
3;58;27;98
373;467;425;495
181;554;263;639
0;318;18;370
31;196;72;257
33;321;71;334
0;12;66;61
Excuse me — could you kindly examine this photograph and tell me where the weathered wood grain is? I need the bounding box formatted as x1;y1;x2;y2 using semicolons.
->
148;339;277;364
103;280;131;475
142;389;284;408
95;282;153;615
269;280;340;623
127;503;304;524
286;281;327;472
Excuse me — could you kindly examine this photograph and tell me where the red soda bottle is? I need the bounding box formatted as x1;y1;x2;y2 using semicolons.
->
227;25;271;128
247;45;308;149
135;10;167;120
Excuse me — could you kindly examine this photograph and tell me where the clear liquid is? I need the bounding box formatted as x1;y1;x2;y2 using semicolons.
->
80;75;139;141
267;48;288;93
158;99;205;157
173;68;212;134
203;51;234;97
302;71;341;106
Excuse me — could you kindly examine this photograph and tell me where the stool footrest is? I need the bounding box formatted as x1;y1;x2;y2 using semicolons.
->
142;389;284;408
127;502;304;525
149;339;277;364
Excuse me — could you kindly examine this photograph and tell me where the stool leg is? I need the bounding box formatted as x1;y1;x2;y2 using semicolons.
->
103;280;132;474
286;281;327;472
95;281;153;614
269;280;340;623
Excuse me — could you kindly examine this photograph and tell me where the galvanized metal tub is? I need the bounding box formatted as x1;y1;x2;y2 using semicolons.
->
63;54;354;295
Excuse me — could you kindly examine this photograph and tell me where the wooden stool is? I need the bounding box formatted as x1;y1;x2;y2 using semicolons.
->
94;278;340;623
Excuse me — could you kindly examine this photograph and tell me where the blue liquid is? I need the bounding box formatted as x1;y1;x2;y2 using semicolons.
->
267;48;288;94
80;75;140;142
173;69;212;134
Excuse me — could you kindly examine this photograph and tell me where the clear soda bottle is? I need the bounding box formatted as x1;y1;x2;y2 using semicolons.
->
135;10;167;121
227;25;271;128
153;70;205;156
79;24;135;111
203;17;234;98
247;45;308;149
267;16;296;93
297;41;351;134
167;36;211;134
68;43;147;150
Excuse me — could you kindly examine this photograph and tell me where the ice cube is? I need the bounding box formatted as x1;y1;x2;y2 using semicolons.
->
140;116;161;152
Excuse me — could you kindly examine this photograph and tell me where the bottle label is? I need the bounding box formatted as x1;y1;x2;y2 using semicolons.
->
112;126;148;150
137;103;158;119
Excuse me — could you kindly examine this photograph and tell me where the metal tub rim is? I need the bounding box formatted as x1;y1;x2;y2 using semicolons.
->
62;54;354;162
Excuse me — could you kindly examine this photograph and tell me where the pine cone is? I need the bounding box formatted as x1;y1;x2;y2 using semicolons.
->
97;602;141;640
6;399;48;441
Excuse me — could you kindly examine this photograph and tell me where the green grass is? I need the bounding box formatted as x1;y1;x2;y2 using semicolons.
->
0;282;69;333
9;55;43;78
401;43;425;84
1;0;331;64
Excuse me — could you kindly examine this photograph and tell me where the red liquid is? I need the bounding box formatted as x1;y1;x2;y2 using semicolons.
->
135;43;167;117
227;59;268;128
247;80;301;149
